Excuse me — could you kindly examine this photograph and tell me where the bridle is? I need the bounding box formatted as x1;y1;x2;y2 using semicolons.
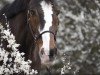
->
27;10;56;42
27;10;56;75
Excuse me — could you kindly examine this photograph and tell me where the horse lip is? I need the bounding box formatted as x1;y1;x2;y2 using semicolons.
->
40;54;55;68
41;62;52;69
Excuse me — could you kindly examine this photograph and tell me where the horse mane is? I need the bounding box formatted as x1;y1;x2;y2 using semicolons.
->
0;0;57;19
0;0;30;19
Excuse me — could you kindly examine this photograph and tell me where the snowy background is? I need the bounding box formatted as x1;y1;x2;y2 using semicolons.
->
0;0;100;75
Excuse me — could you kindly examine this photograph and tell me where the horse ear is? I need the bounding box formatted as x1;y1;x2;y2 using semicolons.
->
53;1;60;15
57;8;60;15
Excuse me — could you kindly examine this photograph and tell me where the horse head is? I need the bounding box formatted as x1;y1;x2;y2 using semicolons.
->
27;0;59;69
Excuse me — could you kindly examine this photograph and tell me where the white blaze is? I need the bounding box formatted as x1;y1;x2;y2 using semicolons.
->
40;1;53;55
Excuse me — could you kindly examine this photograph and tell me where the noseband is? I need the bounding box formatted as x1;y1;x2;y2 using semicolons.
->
27;11;56;42
29;24;56;42
36;31;56;40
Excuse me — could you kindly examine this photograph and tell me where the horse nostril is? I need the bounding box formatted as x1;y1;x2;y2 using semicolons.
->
49;48;57;59
40;48;44;55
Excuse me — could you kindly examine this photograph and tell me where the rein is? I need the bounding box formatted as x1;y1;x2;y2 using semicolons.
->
27;10;56;42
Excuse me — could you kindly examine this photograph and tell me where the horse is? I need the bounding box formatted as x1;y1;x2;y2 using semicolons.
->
0;0;59;74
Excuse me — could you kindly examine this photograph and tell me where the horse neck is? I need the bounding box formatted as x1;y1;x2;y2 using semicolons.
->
9;11;35;55
8;11;29;44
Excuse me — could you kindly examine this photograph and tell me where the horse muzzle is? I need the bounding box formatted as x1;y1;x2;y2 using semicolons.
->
40;53;56;69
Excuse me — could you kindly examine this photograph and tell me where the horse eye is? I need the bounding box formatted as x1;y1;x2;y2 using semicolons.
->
30;10;36;15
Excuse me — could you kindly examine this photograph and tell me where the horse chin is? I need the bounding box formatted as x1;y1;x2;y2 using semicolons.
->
40;55;55;69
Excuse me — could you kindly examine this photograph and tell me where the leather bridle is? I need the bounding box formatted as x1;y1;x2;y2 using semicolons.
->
27;10;56;42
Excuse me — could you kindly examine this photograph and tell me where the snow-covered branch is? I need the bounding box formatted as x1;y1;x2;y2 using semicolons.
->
0;23;37;75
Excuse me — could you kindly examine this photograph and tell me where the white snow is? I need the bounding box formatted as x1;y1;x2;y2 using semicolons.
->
0;23;37;74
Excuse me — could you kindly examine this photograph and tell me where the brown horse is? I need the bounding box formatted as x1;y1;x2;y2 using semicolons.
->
0;0;59;74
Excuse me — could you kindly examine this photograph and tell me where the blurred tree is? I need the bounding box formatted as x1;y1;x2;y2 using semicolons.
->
0;0;14;9
57;0;100;74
